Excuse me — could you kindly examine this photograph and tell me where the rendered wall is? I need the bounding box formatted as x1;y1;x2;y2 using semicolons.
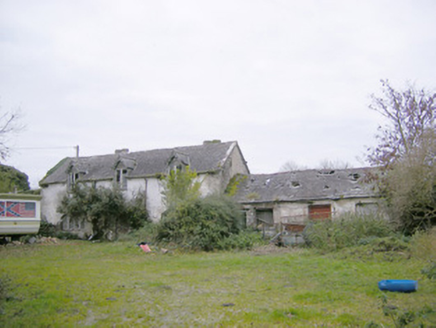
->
244;197;380;227
41;183;67;225
145;177;165;222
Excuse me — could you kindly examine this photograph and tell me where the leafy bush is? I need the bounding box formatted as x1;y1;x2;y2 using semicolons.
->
38;220;57;237
0;164;30;193
304;213;394;252
58;185;150;240
53;231;81;240
117;221;158;243
161;165;201;207
156;195;245;251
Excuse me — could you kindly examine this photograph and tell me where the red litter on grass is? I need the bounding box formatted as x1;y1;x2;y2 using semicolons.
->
138;242;151;253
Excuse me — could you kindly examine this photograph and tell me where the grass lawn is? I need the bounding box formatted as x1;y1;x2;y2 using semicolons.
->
1;241;435;327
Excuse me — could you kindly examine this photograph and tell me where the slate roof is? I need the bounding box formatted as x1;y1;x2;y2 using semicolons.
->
234;167;377;204
40;141;242;186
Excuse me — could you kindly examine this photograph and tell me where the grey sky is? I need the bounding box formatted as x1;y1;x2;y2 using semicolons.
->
1;0;435;188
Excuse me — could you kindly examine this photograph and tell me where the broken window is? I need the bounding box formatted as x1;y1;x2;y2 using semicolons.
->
68;172;84;189
62;217;85;230
116;169;128;189
167;151;190;173
256;209;274;226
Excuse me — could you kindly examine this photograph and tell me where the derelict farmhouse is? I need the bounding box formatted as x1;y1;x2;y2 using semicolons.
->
39;140;380;237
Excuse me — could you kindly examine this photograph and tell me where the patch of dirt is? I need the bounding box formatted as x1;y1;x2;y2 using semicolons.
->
36;237;60;244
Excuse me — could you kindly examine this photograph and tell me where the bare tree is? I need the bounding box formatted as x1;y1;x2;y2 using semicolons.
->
0;108;22;161
367;80;436;233
367;80;436;168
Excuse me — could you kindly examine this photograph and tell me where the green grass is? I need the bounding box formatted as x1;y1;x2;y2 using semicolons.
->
1;242;435;327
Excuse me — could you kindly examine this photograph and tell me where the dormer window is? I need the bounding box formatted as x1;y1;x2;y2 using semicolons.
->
167;151;190;173
68;171;85;189
113;155;135;189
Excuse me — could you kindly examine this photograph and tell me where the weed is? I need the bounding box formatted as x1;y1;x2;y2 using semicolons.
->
216;229;266;250
0;274;12;314
421;262;436;280
410;228;436;280
378;294;436;327
304;213;394;252
410;227;436;261
117;221;158;243
38;220;57;237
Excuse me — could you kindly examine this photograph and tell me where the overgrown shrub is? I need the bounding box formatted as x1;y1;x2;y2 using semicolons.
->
34;220;80;240
161;165;201;207
216;229;266;251
304;213;394;252
38;220;57;237
410;228;436;279
53;231;81;240
0;164;30;193
156;195;245;251
117;221;158;243
58;186;150;240
410;227;436;261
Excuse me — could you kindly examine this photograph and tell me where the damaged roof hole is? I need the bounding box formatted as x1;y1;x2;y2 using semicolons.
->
348;173;361;182
324;185;330;190
291;181;300;188
318;170;335;175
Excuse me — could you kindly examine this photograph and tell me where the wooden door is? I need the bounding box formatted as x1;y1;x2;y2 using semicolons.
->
309;204;331;220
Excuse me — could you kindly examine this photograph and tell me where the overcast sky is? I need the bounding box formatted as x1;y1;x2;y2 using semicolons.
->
1;0;436;188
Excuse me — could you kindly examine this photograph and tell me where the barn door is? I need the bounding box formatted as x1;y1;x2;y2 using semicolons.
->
256;209;274;226
309;204;331;220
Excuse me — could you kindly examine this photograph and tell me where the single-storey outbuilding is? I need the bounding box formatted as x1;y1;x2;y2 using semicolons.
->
234;167;381;240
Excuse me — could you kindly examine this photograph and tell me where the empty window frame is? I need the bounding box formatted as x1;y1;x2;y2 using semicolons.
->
68;172;80;188
116;169;128;189
256;209;274;226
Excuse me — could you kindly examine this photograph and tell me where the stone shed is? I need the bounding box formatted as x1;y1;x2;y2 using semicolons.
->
234;167;381;242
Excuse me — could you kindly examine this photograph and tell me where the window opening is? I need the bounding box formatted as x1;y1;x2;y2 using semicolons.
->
116;169;128;189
